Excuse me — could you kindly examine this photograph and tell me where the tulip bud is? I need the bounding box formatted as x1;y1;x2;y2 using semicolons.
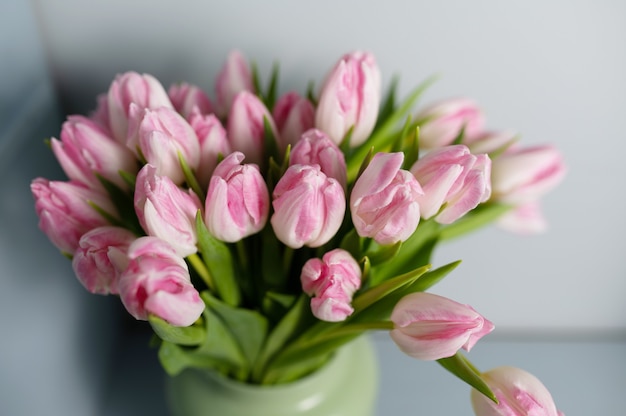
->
272;91;315;151
31;178;117;254
315;51;381;146
471;366;564;416
188;111;231;188
290;129;347;190
215;50;255;117
410;145;491;224
350;152;423;245
72;226;137;295
107;71;173;143
168;82;215;120
300;249;362;322
51;115;138;191
227;91;278;166
467;130;518;155
415;98;485;149
390;292;494;361
134;164;202;257
271;164;345;248
204;152;270;242
118;236;204;327
90;94;112;132
496;201;548;235
491;145;566;205
129;106;201;184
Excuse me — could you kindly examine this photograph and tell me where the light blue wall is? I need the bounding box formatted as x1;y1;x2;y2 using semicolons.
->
30;0;626;331
0;2;118;416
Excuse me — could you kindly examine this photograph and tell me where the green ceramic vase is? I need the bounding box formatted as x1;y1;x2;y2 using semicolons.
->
165;336;378;416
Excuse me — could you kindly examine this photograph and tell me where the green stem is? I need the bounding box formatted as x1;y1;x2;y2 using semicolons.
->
187;253;216;292
282;246;294;277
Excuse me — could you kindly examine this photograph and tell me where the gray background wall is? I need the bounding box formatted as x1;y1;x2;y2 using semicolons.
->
31;0;626;332
1;1;624;415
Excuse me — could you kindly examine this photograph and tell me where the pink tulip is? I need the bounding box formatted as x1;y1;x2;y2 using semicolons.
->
31;178;117;254
496;201;548;235
128;106;201;184
272;91;315;151
107;71;173;143
315;51;381;146
350;152;423;245
134;164;202;257
410;145;491;224
90;94;112;132
467;130;518;155
227;91;278;166
118;236;204;327
168;82;215;120
301;249;362;322
51;115;138;190
271;164;345;248
72;226;137;295
390;292;494;361
290;128;347;190
188;111;232;188
491;145;566;205
415;98;485;149
215;50;255;117
204;152;270;242
471;366;564;416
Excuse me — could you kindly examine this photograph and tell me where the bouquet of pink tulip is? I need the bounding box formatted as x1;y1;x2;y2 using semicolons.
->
31;50;566;414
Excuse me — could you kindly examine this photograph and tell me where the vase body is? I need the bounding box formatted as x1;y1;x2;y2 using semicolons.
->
165;336;378;416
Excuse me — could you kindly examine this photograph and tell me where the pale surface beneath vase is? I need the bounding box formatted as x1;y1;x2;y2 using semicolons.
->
104;331;625;416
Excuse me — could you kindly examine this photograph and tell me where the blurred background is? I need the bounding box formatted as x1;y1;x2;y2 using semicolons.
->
1;0;624;415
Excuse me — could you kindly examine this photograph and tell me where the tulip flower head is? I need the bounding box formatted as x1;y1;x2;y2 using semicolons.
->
205;152;270;242
107;71;173;143
118;237;204;327
390;292;494;361
350;152;423;245
300;249;362;322
315;51;381;146
72;226;137;295
271;164;345;248
415;98;485;150
134;164;202;257
215;50;255;117
410;145;491;224
471;366;564;416
168;82;215;120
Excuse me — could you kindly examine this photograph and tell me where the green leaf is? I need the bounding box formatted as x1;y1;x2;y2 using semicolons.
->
348;261;461;324
251;61;262;95
195;212;241;306
262;332;360;384
263;116;280;166
439;203;512;241
265;62;280;110
402;126;421;170
364;240;403;267
149;314;205;346
373;219;440;281
306;80;317;105
438;353;497;403
202;291;269;369
375;75;399;130
178;151;205;201
158;305;246;376
95;174;143;234
253;294;312;381
351;264;430;314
